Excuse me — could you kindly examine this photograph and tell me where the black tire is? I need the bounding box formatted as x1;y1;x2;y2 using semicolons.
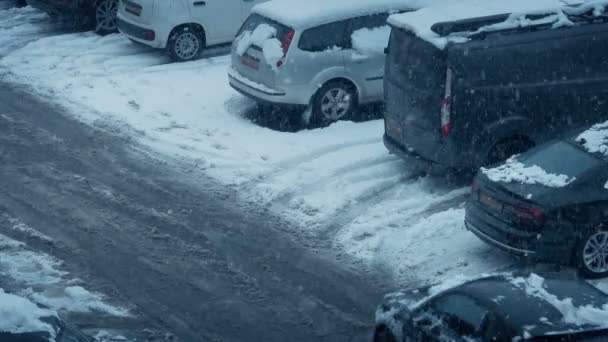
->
91;0;119;35
575;229;608;279
309;80;357;127
485;137;534;166
167;26;205;63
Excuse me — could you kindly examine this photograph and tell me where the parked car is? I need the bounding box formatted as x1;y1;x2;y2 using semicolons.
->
117;0;268;63
383;3;608;172
466;121;608;278
1;315;91;342
374;272;608;341
26;0;118;35
228;0;415;127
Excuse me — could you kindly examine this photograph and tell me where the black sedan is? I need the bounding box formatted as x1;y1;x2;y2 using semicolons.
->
466;124;608;278
26;0;118;35
374;273;608;342
2;316;92;342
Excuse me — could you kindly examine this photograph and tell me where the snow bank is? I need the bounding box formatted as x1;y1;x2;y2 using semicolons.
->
0;289;54;337
387;0;595;49
512;274;608;328
577;120;608;156
351;25;391;55
253;0;417;28
481;156;575;188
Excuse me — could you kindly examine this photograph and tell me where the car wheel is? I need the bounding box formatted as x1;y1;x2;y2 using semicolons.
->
576;230;608;279
168;26;205;63
373;326;397;342
486;137;533;166
310;80;357;127
93;0;118;35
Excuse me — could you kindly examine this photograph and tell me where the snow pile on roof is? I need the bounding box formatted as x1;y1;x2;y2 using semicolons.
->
0;288;55;337
577;120;608;156
388;0;607;49
481;156;575;188
351;25;391;55
253;0;416;28
511;273;608;328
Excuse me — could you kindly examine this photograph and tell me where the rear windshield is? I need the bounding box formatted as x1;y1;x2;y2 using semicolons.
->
518;141;600;179
237;14;291;39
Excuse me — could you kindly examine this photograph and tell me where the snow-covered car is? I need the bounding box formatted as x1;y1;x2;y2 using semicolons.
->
466;121;608;278
0;289;92;342
26;0;118;35
228;0;414;127
383;1;608;172
116;0;267;63
374;273;608;342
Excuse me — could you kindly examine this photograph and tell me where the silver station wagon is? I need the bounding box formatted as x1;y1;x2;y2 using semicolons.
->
228;0;414;127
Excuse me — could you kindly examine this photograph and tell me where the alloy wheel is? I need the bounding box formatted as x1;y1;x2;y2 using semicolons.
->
583;232;608;274
96;0;118;32
320;87;352;122
174;32;200;61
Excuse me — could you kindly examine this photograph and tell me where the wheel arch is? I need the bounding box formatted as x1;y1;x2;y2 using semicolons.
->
311;77;360;104
167;22;207;46
475;116;536;164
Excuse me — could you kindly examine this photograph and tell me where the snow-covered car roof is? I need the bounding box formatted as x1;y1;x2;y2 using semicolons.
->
387;0;608;49
252;0;417;29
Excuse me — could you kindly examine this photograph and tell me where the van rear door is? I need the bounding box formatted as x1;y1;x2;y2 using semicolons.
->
190;0;241;43
384;26;447;162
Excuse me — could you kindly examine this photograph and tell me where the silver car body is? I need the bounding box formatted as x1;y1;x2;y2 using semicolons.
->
117;0;267;49
229;0;413;106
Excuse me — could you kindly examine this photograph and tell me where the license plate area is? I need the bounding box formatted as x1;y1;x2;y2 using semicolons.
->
479;193;503;212
240;54;259;70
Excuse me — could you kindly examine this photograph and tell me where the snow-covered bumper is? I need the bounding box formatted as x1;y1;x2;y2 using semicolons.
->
228;67;311;106
117;12;166;49
465;201;573;262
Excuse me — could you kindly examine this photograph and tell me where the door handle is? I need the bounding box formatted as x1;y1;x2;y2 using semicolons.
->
193;1;206;6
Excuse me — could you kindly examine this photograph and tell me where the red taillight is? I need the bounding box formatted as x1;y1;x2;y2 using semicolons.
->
440;67;453;138
511;206;544;221
277;29;295;68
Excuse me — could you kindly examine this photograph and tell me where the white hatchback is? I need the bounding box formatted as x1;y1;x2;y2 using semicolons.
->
117;0;267;62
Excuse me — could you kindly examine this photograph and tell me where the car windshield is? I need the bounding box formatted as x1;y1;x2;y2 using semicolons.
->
4;0;608;341
517;141;601;179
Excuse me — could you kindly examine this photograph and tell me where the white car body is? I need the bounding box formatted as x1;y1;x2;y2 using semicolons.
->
117;0;267;50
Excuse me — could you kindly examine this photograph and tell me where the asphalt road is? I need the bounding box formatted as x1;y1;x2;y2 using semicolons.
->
0;82;391;341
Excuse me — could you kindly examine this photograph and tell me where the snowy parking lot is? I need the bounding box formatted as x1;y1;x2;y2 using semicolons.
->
0;6;517;290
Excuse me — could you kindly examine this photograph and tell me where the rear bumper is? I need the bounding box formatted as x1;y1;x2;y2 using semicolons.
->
228;67;309;105
27;0;79;14
383;134;451;175
116;12;166;49
465;202;573;262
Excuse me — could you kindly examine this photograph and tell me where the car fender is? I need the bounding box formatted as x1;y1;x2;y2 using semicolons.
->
309;67;361;103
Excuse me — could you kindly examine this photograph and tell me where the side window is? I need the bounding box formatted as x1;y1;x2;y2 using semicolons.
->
430;294;488;337
348;12;390;50
298;20;349;52
351;13;390;32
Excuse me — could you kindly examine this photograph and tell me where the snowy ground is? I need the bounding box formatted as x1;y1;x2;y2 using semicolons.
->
3;3;602;296
0;6;513;289
0;217;129;337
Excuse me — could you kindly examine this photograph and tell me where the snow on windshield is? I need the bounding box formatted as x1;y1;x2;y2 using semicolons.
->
236;23;283;71
577;120;608;156
481;156;575;188
0;288;55;337
388;0;608;49
511;274;608;329
351;25;391;55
